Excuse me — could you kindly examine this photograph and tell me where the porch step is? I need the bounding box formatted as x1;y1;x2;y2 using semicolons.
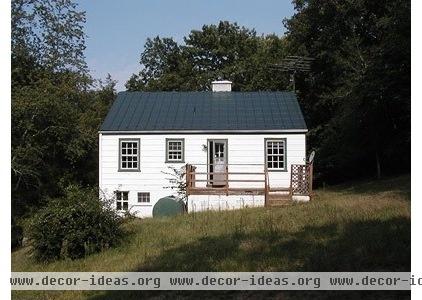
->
266;191;292;206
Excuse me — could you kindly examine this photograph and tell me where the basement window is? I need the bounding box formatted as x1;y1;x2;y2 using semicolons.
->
265;139;287;171
138;192;150;203
119;139;140;171
115;191;129;211
166;138;185;163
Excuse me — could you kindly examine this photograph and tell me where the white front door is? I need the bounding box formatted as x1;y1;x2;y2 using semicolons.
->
208;140;227;186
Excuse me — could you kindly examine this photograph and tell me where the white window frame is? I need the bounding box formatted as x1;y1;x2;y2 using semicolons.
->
119;138;140;171
137;192;150;203
265;139;287;171
165;138;185;163
115;191;129;211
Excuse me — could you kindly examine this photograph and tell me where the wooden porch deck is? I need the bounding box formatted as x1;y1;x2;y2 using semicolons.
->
185;163;306;207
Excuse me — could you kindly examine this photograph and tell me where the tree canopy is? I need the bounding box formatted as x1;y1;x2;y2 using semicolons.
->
126;21;291;92
284;0;410;181
11;0;116;219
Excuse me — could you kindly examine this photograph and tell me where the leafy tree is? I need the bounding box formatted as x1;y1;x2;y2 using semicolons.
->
12;77;76;213
11;0;116;220
126;21;291;92
12;0;87;76
284;0;410;181
126;36;190;91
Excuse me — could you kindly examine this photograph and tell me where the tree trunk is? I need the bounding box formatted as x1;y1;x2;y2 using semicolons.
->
375;150;381;179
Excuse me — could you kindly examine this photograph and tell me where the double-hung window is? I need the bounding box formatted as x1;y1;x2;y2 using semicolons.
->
115;191;128;211
165;139;185;163
265;139;287;171
137;192;150;203
119;139;140;171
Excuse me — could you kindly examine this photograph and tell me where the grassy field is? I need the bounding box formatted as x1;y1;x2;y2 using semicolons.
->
12;175;411;299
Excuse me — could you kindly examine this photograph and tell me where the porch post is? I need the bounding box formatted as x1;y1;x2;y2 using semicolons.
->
185;164;190;195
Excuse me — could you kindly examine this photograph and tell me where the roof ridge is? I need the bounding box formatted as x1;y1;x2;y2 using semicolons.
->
118;90;295;94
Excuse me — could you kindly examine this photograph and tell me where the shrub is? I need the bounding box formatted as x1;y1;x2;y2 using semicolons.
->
28;185;123;261
11;217;23;249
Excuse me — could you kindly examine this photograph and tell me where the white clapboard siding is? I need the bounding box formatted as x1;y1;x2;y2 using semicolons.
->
99;133;306;217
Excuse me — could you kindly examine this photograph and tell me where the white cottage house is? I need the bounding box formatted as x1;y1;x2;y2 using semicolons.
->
99;81;310;218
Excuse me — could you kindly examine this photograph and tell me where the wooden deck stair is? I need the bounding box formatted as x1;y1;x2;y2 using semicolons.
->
266;187;292;207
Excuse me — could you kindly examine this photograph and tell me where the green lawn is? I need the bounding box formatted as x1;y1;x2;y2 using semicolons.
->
12;175;411;299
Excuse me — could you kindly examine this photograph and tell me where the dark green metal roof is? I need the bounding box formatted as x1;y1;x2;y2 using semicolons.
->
100;91;307;132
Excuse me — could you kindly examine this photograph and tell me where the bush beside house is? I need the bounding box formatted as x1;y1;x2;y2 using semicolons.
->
28;185;123;261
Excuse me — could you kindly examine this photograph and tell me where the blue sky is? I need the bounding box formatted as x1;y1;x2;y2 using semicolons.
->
76;0;295;91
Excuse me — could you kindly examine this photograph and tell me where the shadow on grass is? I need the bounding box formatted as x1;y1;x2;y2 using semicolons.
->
87;290;409;300
89;216;410;300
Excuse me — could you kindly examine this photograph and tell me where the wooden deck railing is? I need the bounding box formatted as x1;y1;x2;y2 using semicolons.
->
290;163;314;199
185;163;268;197
185;162;314;203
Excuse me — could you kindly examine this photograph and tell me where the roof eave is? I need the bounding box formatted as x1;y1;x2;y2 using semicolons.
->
98;129;308;134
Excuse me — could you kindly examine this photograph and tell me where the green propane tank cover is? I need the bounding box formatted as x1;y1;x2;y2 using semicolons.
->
153;196;185;218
